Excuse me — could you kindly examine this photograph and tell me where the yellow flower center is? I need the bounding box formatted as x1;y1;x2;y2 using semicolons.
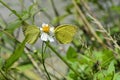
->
42;25;50;33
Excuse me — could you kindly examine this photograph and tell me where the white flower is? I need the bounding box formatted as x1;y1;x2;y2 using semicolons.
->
40;23;54;42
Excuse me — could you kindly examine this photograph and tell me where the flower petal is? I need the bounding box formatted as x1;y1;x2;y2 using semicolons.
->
41;33;48;41
42;23;48;27
40;23;55;42
48;36;54;42
50;27;54;32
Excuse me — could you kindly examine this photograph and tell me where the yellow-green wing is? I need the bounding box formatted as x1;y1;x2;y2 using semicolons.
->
22;25;40;44
54;24;77;44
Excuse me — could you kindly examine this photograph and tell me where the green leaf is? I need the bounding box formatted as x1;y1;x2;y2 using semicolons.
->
94;70;107;80
104;75;113;80
0;58;3;69
0;18;6;28
17;64;32;71
6;20;22;33
66;46;77;62
111;6;120;14
28;3;37;17
79;54;92;64
20;10;30;20
107;60;115;74
65;4;74;14
113;72;120;80
3;38;27;70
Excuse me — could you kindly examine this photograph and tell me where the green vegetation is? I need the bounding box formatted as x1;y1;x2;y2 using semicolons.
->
0;0;120;80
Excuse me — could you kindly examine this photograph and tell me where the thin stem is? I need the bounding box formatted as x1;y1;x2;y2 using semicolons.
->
0;0;22;21
50;0;60;26
45;42;81;77
36;53;67;79
30;0;52;21
42;42;51;80
72;0;106;48
37;5;51;21
45;62;67;79
8;73;16;80
0;70;9;80
25;50;44;79
19;0;25;11
88;14;120;50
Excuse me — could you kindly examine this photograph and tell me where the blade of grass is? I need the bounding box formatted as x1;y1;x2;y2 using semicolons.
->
3;37;27;70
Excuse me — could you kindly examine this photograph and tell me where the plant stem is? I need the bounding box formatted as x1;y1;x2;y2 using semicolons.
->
0;70;9;80
0;0;22;21
45;42;81;77
72;0;106;48
42;42;51;80
50;0;60;26
25;50;44;79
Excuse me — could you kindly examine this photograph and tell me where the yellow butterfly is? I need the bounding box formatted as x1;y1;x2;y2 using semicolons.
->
54;24;77;44
22;24;77;44
22;24;40;44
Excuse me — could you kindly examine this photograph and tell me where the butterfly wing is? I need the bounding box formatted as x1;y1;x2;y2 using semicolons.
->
23;25;40;44
55;24;77;44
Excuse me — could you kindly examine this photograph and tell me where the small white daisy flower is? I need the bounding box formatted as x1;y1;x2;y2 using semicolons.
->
40;23;54;42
